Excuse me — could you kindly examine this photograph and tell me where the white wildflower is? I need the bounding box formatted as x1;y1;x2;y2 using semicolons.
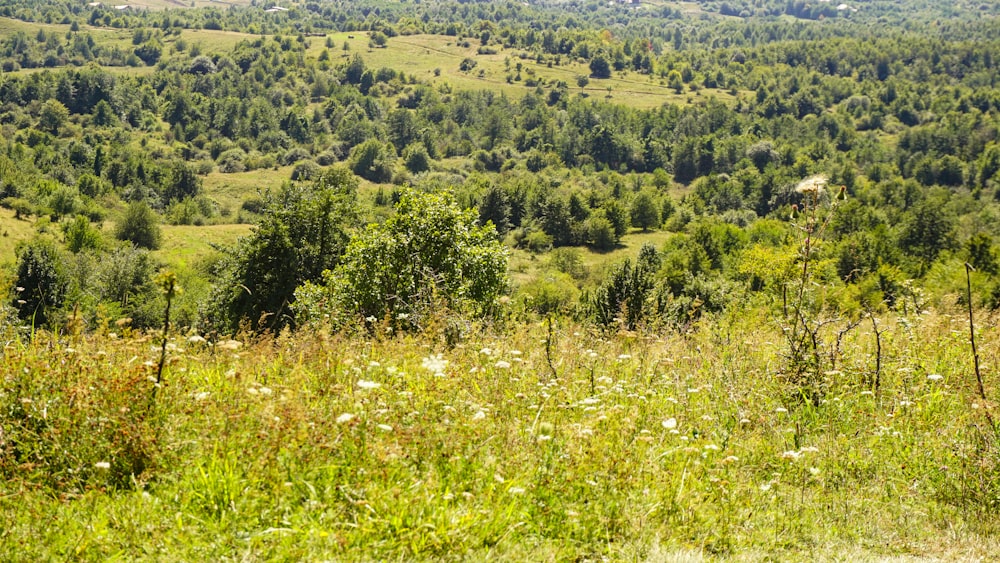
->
377;424;393;432
95;461;111;470
471;410;487;421
794;174;827;195
662;418;678;430
357;380;381;390
927;374;944;381
421;354;448;376
336;413;356;424
494;360;511;369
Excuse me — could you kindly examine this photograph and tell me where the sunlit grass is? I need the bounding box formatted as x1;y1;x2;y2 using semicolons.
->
315;32;745;111
3;308;1000;558
0;208;43;266
154;222;251;268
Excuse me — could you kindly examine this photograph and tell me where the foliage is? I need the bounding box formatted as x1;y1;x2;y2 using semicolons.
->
629;191;660;231
348;139;395;183
206;170;357;333
115;201;162;250
63;215;104;253
590;245;660;330
298;189;507;328
12;238;68;327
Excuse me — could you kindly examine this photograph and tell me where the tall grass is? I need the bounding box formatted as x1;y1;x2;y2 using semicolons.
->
2;307;1000;559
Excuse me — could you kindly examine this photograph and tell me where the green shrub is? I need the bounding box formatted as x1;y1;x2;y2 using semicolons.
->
12;238;69;327
207;169;358;333
63;215;104;253
115;201;162;250
299;189;507;329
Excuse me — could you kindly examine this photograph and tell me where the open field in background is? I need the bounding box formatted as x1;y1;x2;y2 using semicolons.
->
154;221;250;268
509;229;674;287
201;165;297;214
322;32;744;111
85;0;254;9
173;25;257;53
0;208;39;266
4;310;1000;558
0;15;744;111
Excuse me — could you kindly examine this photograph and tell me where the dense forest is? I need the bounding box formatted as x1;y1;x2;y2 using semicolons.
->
0;0;998;336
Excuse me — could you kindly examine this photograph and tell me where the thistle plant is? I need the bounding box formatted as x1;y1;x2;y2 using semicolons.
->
782;175;847;404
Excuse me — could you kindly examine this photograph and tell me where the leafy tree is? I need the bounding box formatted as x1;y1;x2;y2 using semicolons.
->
349;139;395;183
589;55;611;79
478;185;512;235
344;54;366;84
64;215;104;253
163;161;201;203
291;160;320;181
309;189;507;326
13;238;69;327
630;191;660;231
966;233;998;275
39;99;70;134
115;201;162;250
899;195;956;273
370;31;389;47
187;55;217;74
97;245;155;311
403;144;431;173
591;257;655;330
602;199;630;240
586;212;617;251
207;169;357;332
133;41;162;65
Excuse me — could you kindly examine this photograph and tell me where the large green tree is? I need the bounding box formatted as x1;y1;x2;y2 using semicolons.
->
301;189;507;328
206;169;358;332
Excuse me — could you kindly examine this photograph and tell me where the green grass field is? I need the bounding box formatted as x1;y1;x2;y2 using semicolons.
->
154;222;251;268
0;208;40;266
3;308;1000;559
318;33;742;111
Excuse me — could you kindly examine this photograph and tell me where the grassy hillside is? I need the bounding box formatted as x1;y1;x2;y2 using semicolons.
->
0;208;38;266
323;32;741;111
3;310;1000;559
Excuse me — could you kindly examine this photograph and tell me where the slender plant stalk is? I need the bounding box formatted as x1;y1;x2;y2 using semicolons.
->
964;262;994;429
545;314;558;379
151;273;178;408
869;310;882;396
